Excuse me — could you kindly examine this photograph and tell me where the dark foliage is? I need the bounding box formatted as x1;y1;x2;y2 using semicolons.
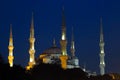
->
0;61;119;80
28;63;88;80
0;54;4;64
0;63;29;80
89;74;113;80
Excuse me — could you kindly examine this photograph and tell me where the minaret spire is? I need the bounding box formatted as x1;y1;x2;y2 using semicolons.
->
27;12;36;70
100;18;104;42
71;27;75;57
30;12;34;38
8;24;14;67
60;6;68;69
60;6;67;55
9;24;13;45
61;6;66;40
99;17;105;75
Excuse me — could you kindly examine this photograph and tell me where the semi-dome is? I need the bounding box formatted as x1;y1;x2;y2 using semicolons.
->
42;46;61;54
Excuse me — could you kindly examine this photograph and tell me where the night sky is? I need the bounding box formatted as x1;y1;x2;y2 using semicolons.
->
0;0;120;74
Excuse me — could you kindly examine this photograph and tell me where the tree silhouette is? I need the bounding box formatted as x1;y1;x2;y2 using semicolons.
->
28;63;88;80
0;53;4;64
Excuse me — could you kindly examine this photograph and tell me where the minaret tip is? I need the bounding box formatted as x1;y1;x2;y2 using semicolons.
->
32;11;34;20
71;26;74;41
100;17;103;28
61;6;66;40
100;17;104;42
62;5;64;11
32;11;34;15
10;24;13;38
53;38;56;47
30;12;34;38
31;11;34;25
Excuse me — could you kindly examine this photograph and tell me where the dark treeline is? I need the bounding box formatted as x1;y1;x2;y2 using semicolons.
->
0;54;118;80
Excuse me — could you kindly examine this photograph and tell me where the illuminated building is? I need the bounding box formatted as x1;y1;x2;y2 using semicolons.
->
26;12;36;70
6;8;106;73
8;24;14;67
36;7;79;69
25;9;79;70
99;18;105;75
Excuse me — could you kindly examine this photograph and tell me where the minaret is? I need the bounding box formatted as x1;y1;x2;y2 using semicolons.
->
8;24;14;67
70;27;79;68
71;27;75;57
60;6;68;69
99;17;105;75
26;12;36;70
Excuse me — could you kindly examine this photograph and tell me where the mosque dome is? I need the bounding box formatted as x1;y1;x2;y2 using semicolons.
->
42;46;61;54
42;39;61;54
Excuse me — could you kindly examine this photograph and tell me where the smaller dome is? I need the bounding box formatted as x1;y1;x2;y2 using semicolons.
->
42;46;61;54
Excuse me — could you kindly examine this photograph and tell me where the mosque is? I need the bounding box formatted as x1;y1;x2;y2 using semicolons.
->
7;8;105;75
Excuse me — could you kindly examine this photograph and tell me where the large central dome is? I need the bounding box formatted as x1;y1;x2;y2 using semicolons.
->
42;46;61;54
42;39;62;54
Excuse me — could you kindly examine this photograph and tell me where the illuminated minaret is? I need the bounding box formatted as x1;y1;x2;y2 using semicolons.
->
27;13;36;70
70;27;79;68
99;18;105;75
60;7;68;69
8;24;14;67
71;27;75;57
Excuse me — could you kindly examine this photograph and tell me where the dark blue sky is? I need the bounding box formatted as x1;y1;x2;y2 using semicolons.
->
0;0;120;74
